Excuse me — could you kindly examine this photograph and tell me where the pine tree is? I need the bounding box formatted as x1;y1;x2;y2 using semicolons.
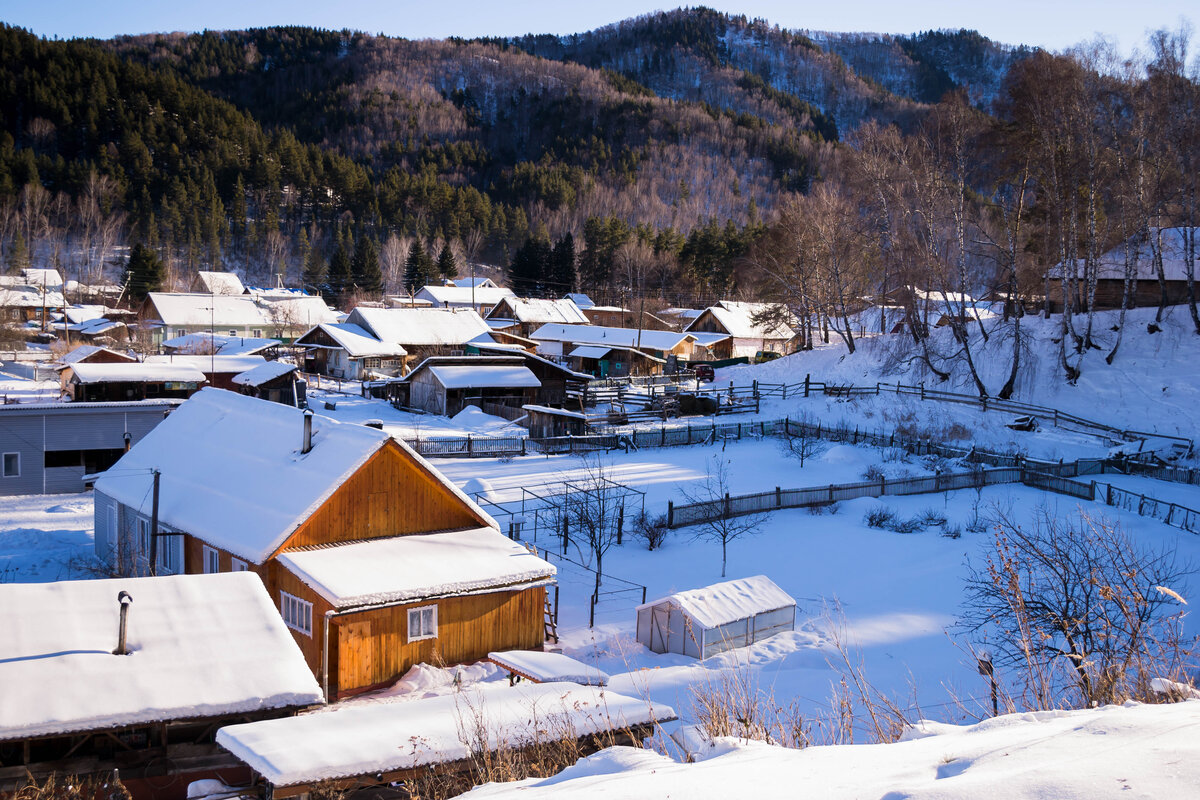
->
351;236;383;294
327;243;352;299
303;245;327;293
551;233;577;293
122;242;165;300
403;239;434;293
436;241;459;280
509;235;552;296
5;233;29;274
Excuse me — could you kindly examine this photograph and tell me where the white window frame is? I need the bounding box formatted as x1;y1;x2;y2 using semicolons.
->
231;557;248;572
157;533;179;574
136;518;150;555
407;605;438;642
281;591;313;636
202;545;220;574
2;452;19;478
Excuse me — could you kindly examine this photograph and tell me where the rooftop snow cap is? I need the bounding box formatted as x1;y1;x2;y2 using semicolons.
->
113;591;133;656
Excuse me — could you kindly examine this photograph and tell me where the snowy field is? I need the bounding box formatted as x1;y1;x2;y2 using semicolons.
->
0;493;98;582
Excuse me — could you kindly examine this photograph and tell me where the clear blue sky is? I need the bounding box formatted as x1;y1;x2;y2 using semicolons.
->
1;0;1195;55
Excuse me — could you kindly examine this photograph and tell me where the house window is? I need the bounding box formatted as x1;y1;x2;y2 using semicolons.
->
157;534;178;574
281;591;313;636
136;518;150;556
231;557;248;572
2;453;18;478
202;545;220;574
408;605;437;642
252;329;263;338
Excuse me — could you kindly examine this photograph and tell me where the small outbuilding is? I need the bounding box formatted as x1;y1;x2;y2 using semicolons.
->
232;360;304;407
396;355;542;416
635;575;796;659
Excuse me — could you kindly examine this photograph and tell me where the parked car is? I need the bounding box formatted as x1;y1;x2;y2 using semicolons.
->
754;350;783;364
694;364;715;383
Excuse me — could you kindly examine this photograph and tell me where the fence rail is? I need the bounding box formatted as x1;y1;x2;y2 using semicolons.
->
1099;484;1200;534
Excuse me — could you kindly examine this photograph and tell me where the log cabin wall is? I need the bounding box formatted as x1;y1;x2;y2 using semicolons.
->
273;441;489;554
268;563;336;679
328;587;546;698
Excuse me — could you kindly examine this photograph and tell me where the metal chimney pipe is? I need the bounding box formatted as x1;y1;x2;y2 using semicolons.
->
301;409;314;454
123;431;132;452
113;591;133;655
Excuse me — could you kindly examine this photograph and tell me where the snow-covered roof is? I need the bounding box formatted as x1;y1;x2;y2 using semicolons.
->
522;404;588;419
415;284;515;306
277;526;556;608
638;575;795;629
62;305;108;324
257;295;339;327
569;345;619;359
145;293;335;328
1050;227;1200;281
533;323;721;352
564;292;595;309
429;364;541;390
21;268;64;288
56;345;135;366
67;362;208;385
686;302;795;340
193;271;246;295
0;284;65;308
488;650;609;685
161;332;281;355
490;297;589;325
144;354;268;374
93;389;393;564
347;307;492;346
231;360;299;387
216;681;672;788
74;318;127;336
450;277;499;289
0;572;324;741
297;323;407;358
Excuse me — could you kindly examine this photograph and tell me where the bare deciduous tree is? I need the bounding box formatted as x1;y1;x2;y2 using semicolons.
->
680;456;766;577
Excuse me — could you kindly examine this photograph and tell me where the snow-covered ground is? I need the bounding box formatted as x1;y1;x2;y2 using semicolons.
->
0;373;59;404
464;700;1200;799
0;493;97;582
307;385;525;439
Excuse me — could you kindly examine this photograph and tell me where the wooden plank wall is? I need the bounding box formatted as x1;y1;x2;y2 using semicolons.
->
329;587;545;698
275;442;488;553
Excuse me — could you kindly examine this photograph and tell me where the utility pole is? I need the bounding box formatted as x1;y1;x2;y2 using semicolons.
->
148;470;161;576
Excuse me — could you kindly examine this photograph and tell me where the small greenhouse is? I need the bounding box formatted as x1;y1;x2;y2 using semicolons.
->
635;575;797;659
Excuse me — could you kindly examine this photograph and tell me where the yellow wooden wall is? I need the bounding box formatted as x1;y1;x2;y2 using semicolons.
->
274;440;489;554
329;587;546;698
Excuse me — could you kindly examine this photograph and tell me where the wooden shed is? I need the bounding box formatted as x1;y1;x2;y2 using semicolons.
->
636;575;796;659
523;404;588;438
397;355;542;416
231;360;304;407
92;389;555;700
63;362;207;402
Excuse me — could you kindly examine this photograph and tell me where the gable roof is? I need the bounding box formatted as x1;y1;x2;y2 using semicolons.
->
450;276;499;289
347;307;492;347
429;364;541;390
94;389;392;563
416;284;515;307
489;297;589;325
0;572;323;741
193;271;246;295
161;332;281;355
278;527;555;608
531;323;728;352
564;292;595;309
146;293;266;327
686;302;795;340
257;295;339;328
56;345;136;367
1049;227;1200;282
20;268;64;288
638;575;795;629
295;323;407;358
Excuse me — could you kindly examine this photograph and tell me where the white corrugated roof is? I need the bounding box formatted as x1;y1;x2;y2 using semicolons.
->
533;323;711;352
278;527;555;608
194;271;246;295
348;307;492;346
638;575;795;629
416;285;515;306
491;297;589;325
144;354;268;373
231;360;299;387
68;362;207;384
0;572;324;741
569;345;616;359
429;364;541;389
686;302;795;340
298;323;407;358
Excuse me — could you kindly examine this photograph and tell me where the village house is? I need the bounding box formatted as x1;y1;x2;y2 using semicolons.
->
0;398;180;495
144;354;268;391
139;293;337;347
530;323;731;376
0;269;65;326
486;297;590;338
190;270;246;295
343;306;495;365
450;276;501;289
471;342;592;407
62;362;207;402
684;300;798;359
0;571;324;800
232;360;304;407
392;355;543;416
414;283;516;315
92;389;556;700
1047;227;1200;310
293;322;407;380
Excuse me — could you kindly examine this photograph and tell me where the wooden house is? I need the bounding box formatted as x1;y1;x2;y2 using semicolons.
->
344;306;494;365
0;273;65;325
63;362;207;402
191;270;246;295
53;345;137;392
140;293;337;347
92;389;555;700
530;323;730;376
392;355;543;416
0;572;324;800
293;322;407;380
1047;227;1199;310
231;361;304;407
415;284;515;315
471;342;591;407
486;297;590;338
685;301;798;359
144;354;268;391
523;404;589;438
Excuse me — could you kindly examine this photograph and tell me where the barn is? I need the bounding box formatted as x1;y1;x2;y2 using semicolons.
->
635;575;796;659
0;572;323;799
92;389;556;699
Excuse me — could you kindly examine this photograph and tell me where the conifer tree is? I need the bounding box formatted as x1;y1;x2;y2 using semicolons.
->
403;239;434;293
303;245;327;293
122;242;165;300
551;233;577;293
351;236;383;294
327;242;352;299
436;241;459;280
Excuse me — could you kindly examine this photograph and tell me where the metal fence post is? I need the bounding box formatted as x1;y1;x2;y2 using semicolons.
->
667;500;674;528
